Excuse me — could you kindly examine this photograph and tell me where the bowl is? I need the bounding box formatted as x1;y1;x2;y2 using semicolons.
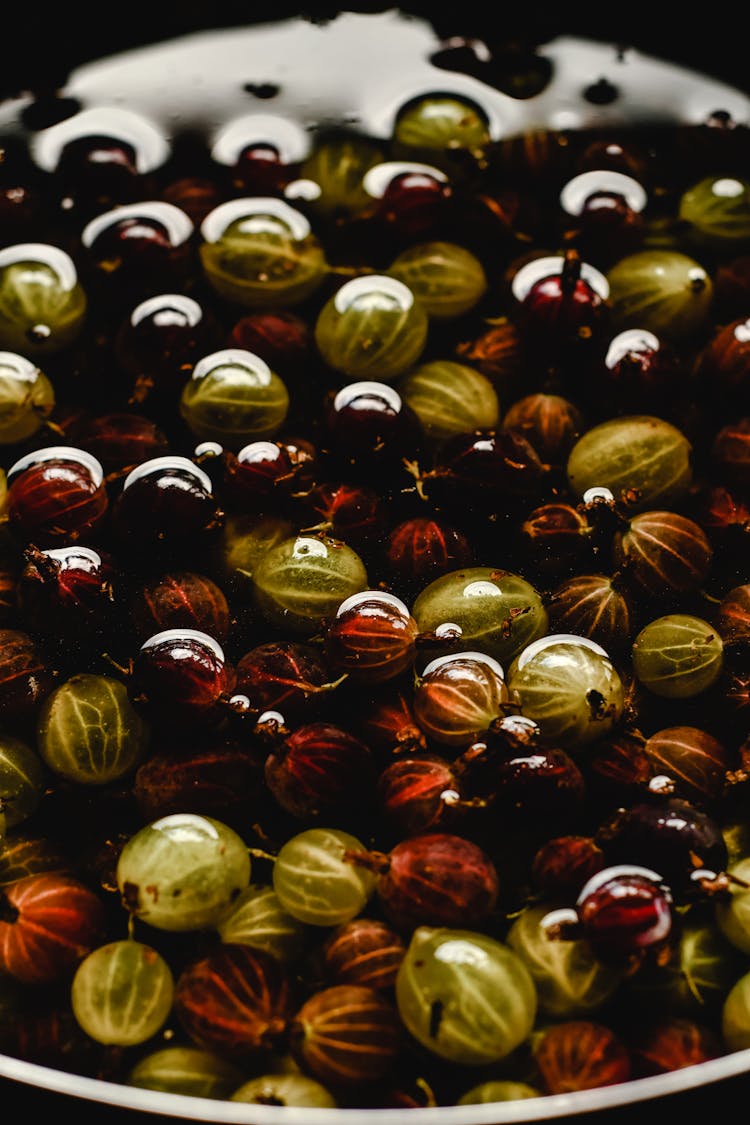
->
0;5;748;1122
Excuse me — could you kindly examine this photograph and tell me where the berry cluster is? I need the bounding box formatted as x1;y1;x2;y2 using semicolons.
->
0;10;748;1112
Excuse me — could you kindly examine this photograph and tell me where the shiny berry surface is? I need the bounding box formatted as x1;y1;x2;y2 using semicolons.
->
17;544;117;642
596;796;728;896
132;629;234;718
113;456;221;560
0;11;750;1112
575;866;674;962
413;651;510;748
7;448;107;547
325;591;419;684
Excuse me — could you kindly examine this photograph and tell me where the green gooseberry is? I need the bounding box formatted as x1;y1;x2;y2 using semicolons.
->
0;352;55;444
297;134;385;218
566;414;693;512
211;512;294;600
632;613;724;699
315;274;428;381
606;249;713;342
180;348;289;449
231;1074;337;1107
458;1081;541;1104
393;95;491;165
71;939;174;1047
397;359;499;442
116;813;252;932
507;904;624;1018
724;822;750;867
200;197;328;307
412;566;548;667
507;634;624;750
722;970;750;1052
395;926;537;1066
252;533;368;635
0;243;87;355
215;884;309;963
272;827;376;926
387;241;488;318
127;1046;245;1099
679;175;750;254
715;856;750;955
0;734;47;827
37;673;149;785
628;912;745;1017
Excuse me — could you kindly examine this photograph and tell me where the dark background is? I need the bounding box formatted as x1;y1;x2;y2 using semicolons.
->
2;2;750;102
1;2;750;1122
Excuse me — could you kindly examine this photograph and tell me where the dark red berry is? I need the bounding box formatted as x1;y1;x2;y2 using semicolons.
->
264;721;375;820
302;482;386;549
631;1018;723;1076
520;504;592;576
16;544;118;643
130;570;231;644
375;168;451;239
321;919;406;991
531;835;606;902
325;381;423;483
114;293;216;405
512;249;610;372
233;143;290;194
718;584;750;646
132;628;235;719
356;688;428;756
371;832;499;932
229;310;311;375
712;417;750;487
384;517;473;592
377;753;466;837
596;796;728;899
326;591;419;684
222;441;297;510
613;510;713;598
502;393;584;463
642;727;734;806
174;944;291;1062
695;314;750;401
232;641;332;724
0;873;106;984
133;742;262;824
289;985;401;1086
0;628;55;719
427;428;546;516
79;413;170;476
546;573;635;653
112;456;222;561
603;328;681;404
575;865;674;962
534;1019;632;1093
7;448;108;548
